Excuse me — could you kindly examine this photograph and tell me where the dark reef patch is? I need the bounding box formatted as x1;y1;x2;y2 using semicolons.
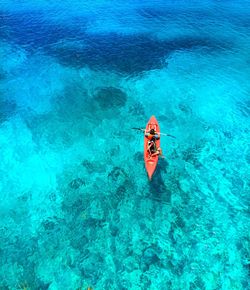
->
48;33;228;74
172;209;186;229
0;10;86;50
140;244;162;272
78;253;104;285
69;178;85;189
182;145;203;169
128;101;146;121
93;87;127;109
0;99;17;123
134;152;143;162
178;103;192;115
1;236;40;288
0;10;230;74
82;160;105;174
0;70;6;80
108;166;127;183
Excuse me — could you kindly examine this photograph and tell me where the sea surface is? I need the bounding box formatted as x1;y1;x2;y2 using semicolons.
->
0;0;249;289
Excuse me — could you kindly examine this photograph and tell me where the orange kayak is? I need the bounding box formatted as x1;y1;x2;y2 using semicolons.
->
144;115;160;180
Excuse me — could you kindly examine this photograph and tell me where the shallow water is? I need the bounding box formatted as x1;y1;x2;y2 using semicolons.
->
0;0;249;289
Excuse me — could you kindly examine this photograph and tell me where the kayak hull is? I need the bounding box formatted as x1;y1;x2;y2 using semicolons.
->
144;115;160;180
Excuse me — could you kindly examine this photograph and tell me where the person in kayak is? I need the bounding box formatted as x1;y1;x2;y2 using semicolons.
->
145;129;164;158
147;138;157;154
145;128;160;140
147;139;164;158
151;146;164;158
145;129;160;156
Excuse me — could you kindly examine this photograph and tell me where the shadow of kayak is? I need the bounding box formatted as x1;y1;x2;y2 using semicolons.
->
148;158;171;204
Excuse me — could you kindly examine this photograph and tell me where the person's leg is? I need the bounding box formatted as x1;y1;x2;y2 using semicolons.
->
151;148;163;158
151;151;159;157
147;141;154;152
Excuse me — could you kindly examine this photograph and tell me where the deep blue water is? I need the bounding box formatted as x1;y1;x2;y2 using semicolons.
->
0;0;249;289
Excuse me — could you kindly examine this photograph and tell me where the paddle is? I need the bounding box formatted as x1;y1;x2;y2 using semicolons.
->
132;128;176;139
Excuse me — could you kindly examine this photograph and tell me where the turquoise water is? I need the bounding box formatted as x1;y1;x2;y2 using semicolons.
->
0;0;249;289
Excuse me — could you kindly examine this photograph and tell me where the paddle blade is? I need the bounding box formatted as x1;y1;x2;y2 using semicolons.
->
132;127;144;130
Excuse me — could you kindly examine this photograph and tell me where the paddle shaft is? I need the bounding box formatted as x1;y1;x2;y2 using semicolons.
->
132;128;176;139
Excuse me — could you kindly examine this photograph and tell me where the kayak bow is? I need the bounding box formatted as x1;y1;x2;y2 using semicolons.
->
144;115;160;180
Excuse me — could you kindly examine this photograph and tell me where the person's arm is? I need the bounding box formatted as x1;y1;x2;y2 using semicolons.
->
147;142;153;151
